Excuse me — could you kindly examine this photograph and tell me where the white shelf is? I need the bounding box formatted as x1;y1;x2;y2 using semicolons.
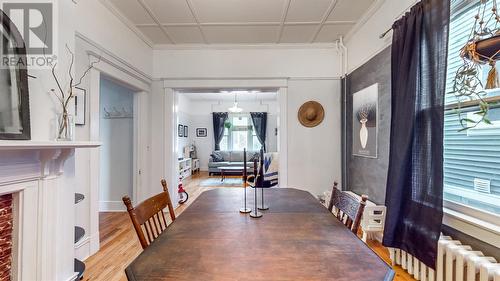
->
0;141;101;150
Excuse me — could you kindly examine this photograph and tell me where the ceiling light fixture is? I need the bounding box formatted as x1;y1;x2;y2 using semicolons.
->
228;92;243;113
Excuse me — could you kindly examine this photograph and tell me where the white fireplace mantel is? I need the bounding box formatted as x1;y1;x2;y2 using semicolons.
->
0;141;100;281
0;141;100;188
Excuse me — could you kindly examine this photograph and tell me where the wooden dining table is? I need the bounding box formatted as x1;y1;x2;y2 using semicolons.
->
125;188;394;281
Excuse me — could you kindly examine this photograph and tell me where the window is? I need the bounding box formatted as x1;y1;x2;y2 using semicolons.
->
444;0;500;216
220;114;262;151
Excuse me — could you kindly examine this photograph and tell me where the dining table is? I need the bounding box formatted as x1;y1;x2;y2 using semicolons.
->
125;188;395;281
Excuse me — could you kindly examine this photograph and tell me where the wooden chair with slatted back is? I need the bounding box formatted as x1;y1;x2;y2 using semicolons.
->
327;182;368;234
122;179;176;249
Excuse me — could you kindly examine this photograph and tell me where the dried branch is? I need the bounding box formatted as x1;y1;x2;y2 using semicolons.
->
74;56;101;88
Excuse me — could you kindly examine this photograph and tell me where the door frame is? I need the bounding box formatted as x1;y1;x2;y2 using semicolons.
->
87;51;151;255
163;79;288;205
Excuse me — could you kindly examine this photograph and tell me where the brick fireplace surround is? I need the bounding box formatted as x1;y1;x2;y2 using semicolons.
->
0;194;12;281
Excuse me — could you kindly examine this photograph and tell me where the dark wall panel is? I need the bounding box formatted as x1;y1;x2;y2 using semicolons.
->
343;47;391;205
342;46;500;258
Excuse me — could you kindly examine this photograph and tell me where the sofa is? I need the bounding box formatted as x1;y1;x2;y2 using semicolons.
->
208;151;258;175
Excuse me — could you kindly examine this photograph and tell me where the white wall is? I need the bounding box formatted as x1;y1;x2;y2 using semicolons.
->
99;78;135;211
287;79;342;197
152;47;342;198
71;0;154;261
75;0;153;77
154;48;340;79
345;0;415;73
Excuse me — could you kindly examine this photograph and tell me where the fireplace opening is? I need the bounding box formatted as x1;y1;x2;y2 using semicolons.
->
0;194;13;281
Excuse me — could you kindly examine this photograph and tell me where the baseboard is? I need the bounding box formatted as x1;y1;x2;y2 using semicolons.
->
99;201;126;212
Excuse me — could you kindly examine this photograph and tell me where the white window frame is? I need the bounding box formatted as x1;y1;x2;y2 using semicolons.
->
443;0;500;245
221;114;262;151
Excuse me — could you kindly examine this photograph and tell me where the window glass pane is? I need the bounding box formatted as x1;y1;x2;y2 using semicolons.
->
220;128;228;150
444;0;500;216
232;130;247;151
220;136;228;151
444;107;500;214
232;116;248;126
446;0;500;105
252;135;261;151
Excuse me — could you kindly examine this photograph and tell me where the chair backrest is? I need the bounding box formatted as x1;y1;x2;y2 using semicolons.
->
327;182;368;234
122;179;176;249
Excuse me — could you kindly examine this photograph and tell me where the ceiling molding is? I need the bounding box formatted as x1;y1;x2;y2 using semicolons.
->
136;21;358;28
153;42;337;51
102;0;375;46
310;0;340;43
137;0;176;44
185;0;209;44
277;0;292;43
343;0;386;43
99;0;154;48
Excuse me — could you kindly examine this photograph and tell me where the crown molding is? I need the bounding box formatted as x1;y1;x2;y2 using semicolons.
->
153;42;338;51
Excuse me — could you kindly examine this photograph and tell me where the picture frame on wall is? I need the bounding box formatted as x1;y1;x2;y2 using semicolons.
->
74;87;86;125
183;125;188;138
196;128;207;137
178;124;183;137
352;83;378;158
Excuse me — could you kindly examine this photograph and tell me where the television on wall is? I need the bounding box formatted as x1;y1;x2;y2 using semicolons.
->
0;10;31;140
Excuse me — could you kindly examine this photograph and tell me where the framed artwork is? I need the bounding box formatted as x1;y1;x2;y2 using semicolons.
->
74;88;86;125
0;10;31;140
178;124;183;137
183;125;188;138
352;83;378;158
196;128;207;137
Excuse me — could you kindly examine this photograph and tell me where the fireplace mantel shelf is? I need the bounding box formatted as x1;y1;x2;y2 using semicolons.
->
0;141;101;150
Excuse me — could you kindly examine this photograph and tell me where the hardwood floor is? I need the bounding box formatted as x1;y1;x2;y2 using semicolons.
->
83;172;416;281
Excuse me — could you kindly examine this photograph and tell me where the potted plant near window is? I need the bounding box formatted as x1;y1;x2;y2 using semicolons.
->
451;0;500;130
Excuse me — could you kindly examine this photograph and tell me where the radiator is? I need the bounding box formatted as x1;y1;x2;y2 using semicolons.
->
389;236;500;281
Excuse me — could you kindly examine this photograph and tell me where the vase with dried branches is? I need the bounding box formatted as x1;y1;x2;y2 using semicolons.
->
51;45;99;141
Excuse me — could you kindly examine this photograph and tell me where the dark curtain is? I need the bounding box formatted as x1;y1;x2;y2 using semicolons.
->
212;112;228;151
250;112;267;151
383;0;449;269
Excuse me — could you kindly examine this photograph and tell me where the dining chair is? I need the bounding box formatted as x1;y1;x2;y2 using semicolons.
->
327;182;368;234
122;179;176;249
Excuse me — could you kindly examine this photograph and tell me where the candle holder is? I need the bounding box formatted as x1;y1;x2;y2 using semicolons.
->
240;148;251;213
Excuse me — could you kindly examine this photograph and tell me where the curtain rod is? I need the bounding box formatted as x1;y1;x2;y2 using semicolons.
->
379;0;420;39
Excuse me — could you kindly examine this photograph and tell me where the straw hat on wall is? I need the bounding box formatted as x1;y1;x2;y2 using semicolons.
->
297;101;324;128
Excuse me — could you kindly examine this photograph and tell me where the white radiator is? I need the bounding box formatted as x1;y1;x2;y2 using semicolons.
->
389;236;500;281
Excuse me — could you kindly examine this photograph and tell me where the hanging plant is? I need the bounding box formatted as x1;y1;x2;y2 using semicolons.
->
224;120;232;129
450;0;500;130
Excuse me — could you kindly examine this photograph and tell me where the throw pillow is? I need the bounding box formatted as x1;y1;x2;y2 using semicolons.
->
211;151;224;162
249;152;259;162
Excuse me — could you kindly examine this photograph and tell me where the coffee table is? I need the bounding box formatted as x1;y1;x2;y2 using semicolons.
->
219;166;252;182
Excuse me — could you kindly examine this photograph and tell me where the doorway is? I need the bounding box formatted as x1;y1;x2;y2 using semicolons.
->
172;89;282;201
98;76;137;211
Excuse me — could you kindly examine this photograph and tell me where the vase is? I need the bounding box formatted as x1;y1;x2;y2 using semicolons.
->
359;119;368;149
56;112;75;141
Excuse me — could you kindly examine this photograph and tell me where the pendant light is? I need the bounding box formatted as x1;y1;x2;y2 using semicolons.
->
228;92;243;113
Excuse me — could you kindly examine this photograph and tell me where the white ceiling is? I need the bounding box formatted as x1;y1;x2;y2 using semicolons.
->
180;91;277;101
102;0;376;46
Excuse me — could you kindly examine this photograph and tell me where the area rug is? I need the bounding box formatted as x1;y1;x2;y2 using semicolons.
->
200;178;243;187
